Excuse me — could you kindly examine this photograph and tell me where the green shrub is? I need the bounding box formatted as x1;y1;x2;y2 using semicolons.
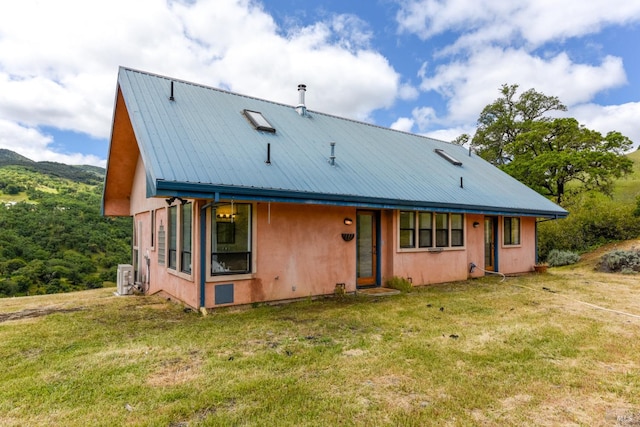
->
546;250;580;267
598;249;640;272
385;276;412;292
538;193;640;259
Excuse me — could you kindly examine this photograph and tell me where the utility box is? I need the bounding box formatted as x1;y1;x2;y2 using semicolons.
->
116;264;134;296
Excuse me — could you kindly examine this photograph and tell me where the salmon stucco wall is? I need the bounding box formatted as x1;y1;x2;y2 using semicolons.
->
385;212;537;286
203;203;357;307
130;160;199;307
496;216;537;274
386;212;484;285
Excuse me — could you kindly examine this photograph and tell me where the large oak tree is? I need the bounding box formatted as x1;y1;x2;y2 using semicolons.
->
461;84;633;204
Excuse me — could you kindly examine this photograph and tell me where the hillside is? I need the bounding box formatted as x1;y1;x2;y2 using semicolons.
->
0;150;130;297
613;149;640;203
0;148;103;184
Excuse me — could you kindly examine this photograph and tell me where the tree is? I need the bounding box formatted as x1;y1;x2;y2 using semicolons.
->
462;84;633;203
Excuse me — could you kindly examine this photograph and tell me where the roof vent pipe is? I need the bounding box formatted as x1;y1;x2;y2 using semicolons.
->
329;142;336;166
169;81;175;101
296;84;307;116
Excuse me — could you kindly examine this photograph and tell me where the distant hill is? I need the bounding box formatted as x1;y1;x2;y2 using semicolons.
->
0;148;34;165
0;151;130;298
613;149;640;203
0;149;104;184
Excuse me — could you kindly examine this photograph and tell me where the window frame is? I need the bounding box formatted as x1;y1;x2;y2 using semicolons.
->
503;216;521;246
166;202;194;277
398;210;465;251
208;203;255;279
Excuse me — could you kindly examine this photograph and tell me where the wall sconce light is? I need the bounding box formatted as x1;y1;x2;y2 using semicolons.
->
344;217;353;226
473;221;480;228
165;196;188;206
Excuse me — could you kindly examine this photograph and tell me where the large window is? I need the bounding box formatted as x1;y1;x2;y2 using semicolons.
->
503;217;521;245
167;202;193;274
211;204;252;275
399;211;464;249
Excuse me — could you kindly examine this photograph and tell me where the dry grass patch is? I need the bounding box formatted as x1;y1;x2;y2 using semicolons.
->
1;257;639;426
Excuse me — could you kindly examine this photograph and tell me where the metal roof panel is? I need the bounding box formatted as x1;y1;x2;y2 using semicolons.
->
115;67;567;217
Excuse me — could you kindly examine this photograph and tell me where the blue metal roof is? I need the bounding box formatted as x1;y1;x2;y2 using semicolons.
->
114;67;567;218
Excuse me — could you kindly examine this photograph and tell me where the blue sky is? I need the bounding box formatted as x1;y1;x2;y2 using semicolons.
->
1;0;639;167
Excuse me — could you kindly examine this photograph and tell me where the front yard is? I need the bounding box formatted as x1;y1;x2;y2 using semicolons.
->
1;257;638;426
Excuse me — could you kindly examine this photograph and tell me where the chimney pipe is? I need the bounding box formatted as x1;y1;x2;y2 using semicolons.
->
296;84;307;116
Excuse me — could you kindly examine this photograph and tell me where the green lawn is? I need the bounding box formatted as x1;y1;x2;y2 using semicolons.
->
1;261;639;426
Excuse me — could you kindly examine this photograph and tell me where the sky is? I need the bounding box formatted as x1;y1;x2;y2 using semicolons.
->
1;0;639;167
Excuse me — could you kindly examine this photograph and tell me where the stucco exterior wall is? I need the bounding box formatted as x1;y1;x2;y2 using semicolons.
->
130;160;199;307
125;157;540;308
202;203;357;307
496;216;537;274
386;212;482;285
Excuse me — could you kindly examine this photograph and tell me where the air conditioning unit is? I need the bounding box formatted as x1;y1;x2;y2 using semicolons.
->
117;264;134;296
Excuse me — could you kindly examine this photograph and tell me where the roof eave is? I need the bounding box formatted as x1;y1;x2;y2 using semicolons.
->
154;180;568;219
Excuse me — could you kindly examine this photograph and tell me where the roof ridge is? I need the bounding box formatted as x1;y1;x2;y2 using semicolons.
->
118;66;451;146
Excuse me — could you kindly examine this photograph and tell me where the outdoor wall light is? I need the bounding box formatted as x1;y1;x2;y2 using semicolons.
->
344;217;353;226
165;197;187;206
473;221;480;228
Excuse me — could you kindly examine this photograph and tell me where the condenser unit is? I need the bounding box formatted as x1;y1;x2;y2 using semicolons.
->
116;264;134;295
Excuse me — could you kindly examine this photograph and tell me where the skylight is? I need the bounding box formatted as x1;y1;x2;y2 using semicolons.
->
434;148;462;166
243;109;276;133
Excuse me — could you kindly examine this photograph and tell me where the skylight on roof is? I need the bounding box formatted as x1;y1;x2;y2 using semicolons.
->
243;109;276;133
434;148;462;166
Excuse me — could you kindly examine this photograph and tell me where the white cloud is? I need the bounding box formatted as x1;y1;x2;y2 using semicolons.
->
396;0;640;49
420;47;627;125
0;0;402;165
0;119;105;166
390;117;415;132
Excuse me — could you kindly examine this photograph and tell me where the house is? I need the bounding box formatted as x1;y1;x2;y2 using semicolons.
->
102;67;567;309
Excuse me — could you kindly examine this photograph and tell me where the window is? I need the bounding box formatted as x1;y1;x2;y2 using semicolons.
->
418;212;433;248
167;202;193;274
211;204;252;275
504;217;521;245
168;205;177;269
150;210;155;248
399;211;464;249
435;213;449;247
451;214;464;247
399;211;415;248
181;203;192;274
243;110;276;133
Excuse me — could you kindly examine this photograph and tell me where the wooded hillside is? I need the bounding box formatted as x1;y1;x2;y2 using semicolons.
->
0;150;131;297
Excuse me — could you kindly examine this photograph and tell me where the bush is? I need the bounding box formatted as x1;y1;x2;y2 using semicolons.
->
598;249;640;272
546;250;580;267
538;193;640;259
385;276;412;293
